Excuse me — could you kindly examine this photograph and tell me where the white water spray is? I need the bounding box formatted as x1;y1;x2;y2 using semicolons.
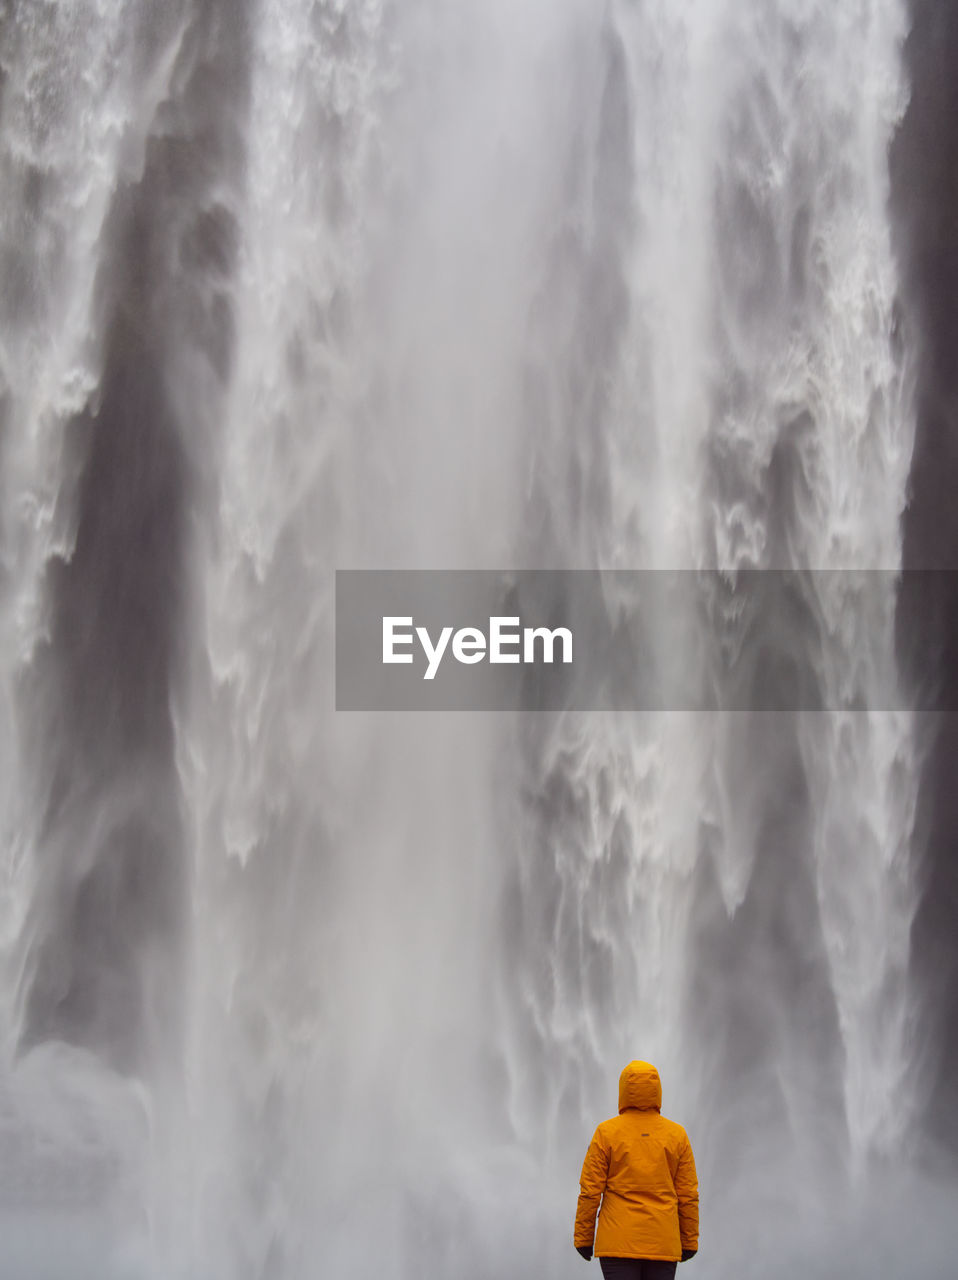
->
1;1;951;1277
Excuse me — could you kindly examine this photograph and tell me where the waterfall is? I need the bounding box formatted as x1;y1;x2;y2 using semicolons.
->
1;0;953;1277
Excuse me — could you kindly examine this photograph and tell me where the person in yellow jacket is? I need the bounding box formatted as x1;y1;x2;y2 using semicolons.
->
574;1060;699;1278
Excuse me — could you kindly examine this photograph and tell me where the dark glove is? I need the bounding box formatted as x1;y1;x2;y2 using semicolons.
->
576;1245;593;1261
681;1249;697;1262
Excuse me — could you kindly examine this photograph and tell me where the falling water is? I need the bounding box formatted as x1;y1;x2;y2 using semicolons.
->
0;0;954;1277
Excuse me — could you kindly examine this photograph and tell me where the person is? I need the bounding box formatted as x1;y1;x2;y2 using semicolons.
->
573;1060;699;1279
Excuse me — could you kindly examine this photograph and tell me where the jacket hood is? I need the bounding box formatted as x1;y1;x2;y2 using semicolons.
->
618;1060;662;1113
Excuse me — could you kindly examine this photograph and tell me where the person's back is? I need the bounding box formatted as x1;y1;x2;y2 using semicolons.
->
574;1060;699;1279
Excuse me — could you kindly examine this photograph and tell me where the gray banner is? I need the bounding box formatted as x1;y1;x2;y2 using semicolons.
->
335;569;954;711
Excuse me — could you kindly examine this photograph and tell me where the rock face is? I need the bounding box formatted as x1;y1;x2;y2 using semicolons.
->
894;0;958;1160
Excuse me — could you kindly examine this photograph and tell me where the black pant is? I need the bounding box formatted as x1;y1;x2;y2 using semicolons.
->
599;1259;677;1280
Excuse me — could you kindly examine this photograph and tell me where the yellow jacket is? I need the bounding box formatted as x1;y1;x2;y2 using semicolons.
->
574;1061;699;1261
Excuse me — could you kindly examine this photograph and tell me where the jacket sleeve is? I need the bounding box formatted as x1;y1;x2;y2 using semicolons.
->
574;1126;610;1248
674;1131;699;1252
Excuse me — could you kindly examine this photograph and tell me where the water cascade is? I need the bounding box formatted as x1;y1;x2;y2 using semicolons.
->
0;1;954;1277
